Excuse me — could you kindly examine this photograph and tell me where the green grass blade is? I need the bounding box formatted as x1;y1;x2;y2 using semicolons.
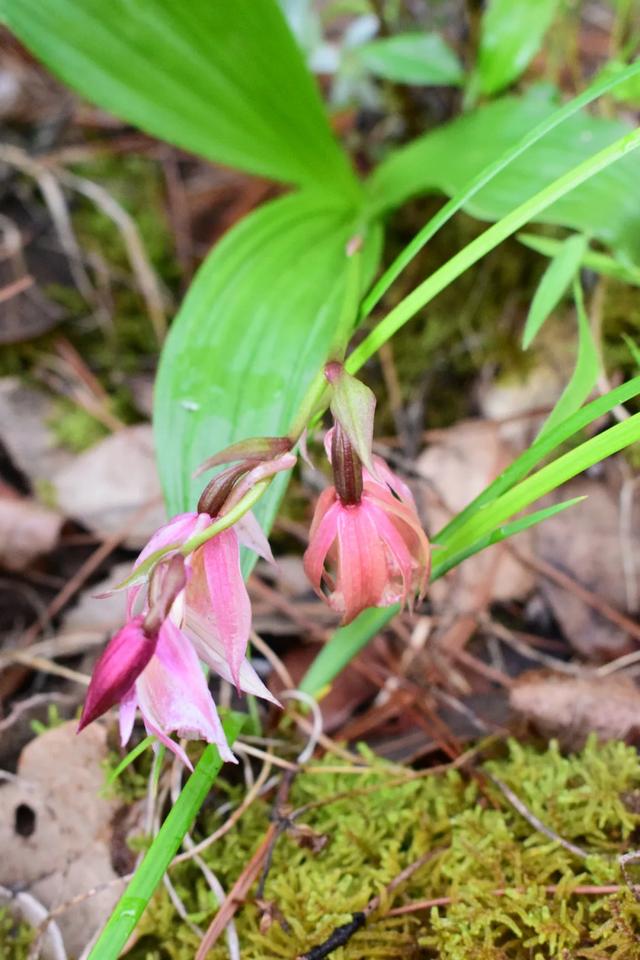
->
430;496;586;580
436;413;640;561
107;735;155;785
523;234;587;349
350;125;640;373
360;59;640;320
88;713;245;960
517;232;640;287
536;279;599;438
436;375;640;544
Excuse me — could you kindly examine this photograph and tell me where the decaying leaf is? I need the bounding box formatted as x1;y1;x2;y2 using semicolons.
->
532;477;640;658
0;721;123;955
510;670;640;748
51;425;166;549
0;493;63;571
418;420;535;611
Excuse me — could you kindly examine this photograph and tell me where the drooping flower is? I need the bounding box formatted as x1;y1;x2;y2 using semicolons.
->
79;509;277;766
304;403;430;624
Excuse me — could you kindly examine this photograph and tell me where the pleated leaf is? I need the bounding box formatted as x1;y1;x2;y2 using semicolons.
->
3;0;358;197
154;191;382;546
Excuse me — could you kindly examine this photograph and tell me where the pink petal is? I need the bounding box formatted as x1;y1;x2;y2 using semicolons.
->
188;529;252;688
126;512;203;617
184;610;279;705
335;502;389;623
136;618;235;765
366;458;416;507
119;685;138;747
368;501;416;607
235;511;274;564
303;496;341;597
78;616;157;732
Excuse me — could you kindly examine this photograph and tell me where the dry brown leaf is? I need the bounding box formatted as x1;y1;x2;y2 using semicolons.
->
417;420;535;613
510;670;640;749
0;378;74;482
0;493;63;570
51;425;166;549
0;721;123;955
532;477;639;658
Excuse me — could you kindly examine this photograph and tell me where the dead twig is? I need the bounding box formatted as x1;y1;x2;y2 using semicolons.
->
484;770;589;859
386;883;625;917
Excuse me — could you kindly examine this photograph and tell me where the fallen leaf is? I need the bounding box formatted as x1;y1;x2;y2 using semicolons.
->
0;493;63;570
0;377;74;483
51;425;166;549
532;477;639;658
510;670;640;749
0;721;123;955
417;420;535;612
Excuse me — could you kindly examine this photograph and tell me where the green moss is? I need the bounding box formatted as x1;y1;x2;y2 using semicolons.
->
47;397;109;452
0;908;34;960
124;737;640;958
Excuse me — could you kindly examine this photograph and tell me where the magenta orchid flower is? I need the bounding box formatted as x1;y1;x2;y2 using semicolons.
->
79;508;277;767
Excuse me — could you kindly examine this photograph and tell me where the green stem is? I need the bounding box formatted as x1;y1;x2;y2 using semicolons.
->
88;714;244;960
348;125;640;374
360;59;640;319
287;245;363;440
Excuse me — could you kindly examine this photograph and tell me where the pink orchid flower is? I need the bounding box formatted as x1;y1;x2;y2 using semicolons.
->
304;427;430;624
79;510;277;767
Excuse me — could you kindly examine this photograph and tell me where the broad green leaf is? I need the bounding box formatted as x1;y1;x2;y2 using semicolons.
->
523;233;587;348
367;90;640;263
154;192;382;555
518;232;640;287
354;32;464;86
4;0;358;198
474;0;559;96
537;279;599;438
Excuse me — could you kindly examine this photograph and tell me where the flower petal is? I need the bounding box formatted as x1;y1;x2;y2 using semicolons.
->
78;616;157;732
335;502;389;623
235;511;274;564
119;685;138;747
188;529;252;688
136;618;235;764
303;495;341;597
184;610;279;705
126;512;203;617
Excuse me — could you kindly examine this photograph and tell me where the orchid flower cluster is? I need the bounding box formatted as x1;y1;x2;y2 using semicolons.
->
79;363;430;765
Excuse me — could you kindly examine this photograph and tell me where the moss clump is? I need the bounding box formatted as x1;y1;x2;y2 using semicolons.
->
125;737;640;958
0;908;34;960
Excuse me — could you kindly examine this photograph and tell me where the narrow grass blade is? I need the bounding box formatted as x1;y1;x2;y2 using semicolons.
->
517;232;640;287
536;279;599;438
523;234;587;349
360;59;640;320
88;713;245;960
350;125;640;373
436;375;640;544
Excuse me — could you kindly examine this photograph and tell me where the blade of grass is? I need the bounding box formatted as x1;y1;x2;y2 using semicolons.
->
517;232;640;287
436;412;640;560
88;713;245;960
536;278;599;438
107;734;155;785
360;59;640;319
435;375;640;544
350;125;640;373
430;496;586;580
